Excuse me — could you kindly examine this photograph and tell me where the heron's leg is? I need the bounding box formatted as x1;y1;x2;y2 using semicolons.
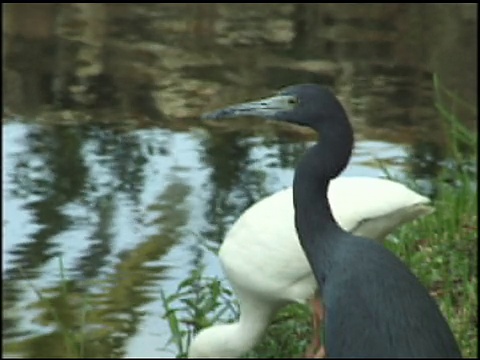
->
305;295;325;358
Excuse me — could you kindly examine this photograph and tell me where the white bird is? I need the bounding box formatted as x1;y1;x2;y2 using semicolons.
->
188;176;434;358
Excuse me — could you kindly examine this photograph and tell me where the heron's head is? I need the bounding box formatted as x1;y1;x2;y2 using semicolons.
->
202;83;348;132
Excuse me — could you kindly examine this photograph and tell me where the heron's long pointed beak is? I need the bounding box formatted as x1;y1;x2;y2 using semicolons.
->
201;95;293;120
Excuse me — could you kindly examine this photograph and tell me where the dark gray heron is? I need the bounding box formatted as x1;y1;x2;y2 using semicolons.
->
192;84;461;358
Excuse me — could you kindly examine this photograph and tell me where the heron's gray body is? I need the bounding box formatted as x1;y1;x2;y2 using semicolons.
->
199;83;461;358
321;236;460;357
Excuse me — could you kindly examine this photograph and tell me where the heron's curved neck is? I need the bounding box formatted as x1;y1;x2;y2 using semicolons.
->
206;298;275;357
234;305;273;351
292;113;353;278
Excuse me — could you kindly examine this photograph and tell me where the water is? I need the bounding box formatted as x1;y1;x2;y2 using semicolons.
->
2;3;477;358
0;119;432;358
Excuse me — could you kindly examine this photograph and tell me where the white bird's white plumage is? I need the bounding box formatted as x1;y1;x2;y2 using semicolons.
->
188;177;434;358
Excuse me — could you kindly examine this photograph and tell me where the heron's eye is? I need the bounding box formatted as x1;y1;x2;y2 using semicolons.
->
287;97;299;106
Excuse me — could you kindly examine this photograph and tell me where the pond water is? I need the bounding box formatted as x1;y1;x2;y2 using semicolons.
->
2;3;477;358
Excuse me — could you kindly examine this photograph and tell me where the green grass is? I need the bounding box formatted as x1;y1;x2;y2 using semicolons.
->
161;77;478;358
10;258;93;358
160;266;238;357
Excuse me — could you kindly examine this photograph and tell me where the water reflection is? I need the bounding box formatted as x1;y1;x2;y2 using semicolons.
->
3;119;415;357
2;3;476;358
4;4;477;125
